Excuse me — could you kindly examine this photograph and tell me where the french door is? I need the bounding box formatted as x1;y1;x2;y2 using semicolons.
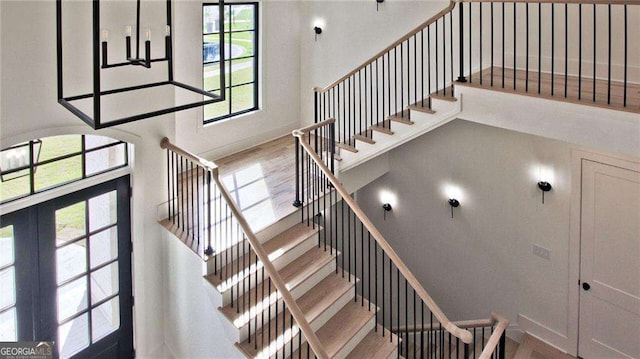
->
0;176;133;358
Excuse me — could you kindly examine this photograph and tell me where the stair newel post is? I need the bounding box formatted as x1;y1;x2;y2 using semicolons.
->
457;2;467;83
293;136;302;208
204;168;214;257
329;121;335;175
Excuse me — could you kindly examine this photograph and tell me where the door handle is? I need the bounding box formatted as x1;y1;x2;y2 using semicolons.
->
582;282;591;291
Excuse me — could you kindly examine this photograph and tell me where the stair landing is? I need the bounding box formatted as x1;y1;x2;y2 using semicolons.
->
458;67;640;114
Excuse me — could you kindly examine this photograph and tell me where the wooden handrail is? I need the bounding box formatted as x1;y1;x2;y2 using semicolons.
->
211;169;329;359
161;138;328;358
479;312;509;359
315;1;457;93
294;129;473;345
160;137;218;172
292;118;336;136
391;318;495;333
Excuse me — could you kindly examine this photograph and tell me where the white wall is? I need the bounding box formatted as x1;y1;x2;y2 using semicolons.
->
173;0;303;159
356;120;576;350
298;0;451;124
0;1;171;357
162;231;242;359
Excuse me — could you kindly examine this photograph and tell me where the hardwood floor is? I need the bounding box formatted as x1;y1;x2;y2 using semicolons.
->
459;67;640;114
215;135;298;233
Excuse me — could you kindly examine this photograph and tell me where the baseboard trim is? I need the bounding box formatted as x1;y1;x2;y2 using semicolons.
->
518;314;569;354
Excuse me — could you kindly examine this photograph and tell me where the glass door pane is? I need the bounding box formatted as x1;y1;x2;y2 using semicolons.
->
53;188;123;358
0;224;16;341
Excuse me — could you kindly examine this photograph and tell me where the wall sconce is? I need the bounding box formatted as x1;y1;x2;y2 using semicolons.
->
448;199;459;218
314;26;323;41
382;203;392;220
537;181;552;204
376;0;384;11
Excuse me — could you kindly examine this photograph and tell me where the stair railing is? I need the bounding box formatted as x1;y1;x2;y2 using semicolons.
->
313;1;458;150
160;138;329;359
293;120;475;359
391;312;509;359
455;0;637;112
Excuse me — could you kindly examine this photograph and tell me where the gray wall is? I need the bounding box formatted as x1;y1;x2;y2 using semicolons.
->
356;119;574;344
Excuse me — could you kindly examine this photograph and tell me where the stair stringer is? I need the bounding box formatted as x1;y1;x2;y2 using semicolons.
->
336;95;461;194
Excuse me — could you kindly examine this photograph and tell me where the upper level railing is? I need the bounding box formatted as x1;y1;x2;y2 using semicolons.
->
314;0;638;149
456;0;638;112
160;138;329;359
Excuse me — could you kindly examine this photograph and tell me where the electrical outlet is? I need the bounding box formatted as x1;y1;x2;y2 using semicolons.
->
532;244;551;260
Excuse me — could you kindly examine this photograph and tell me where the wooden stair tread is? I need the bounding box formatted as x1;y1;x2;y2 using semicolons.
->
219;247;335;323
388;110;414;125
336;142;359;153
430;86;457;102
296;273;355;322
235;273;355;357
312;299;376;357
369;120;394;135
353;134;376;145
205;223;320;289
408;99;436;114
346;326;398;359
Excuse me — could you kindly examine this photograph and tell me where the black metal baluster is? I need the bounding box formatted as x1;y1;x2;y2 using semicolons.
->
368;232;371;310
593;4;596;103
480;3;483;85
361;222;364;305
414;35;418;105
449;10;454;89
501;2;505;88
400;41;404;116
552;3;555;96
387;52;391;130
469;2;472;83
513;3;516;90
607;4;611;105
526;3;529;92
341;199;345;277
436;20;439;93
538;3;542;94
624;5;627;107
565;3;568;98
395;47;398;116
248;242;252;344
421;29;425;106
389;257;393;342
579;4;583;100
442;15;447;95
458;2;466;84
491;3;494;87
428;26;432;94
381;249;385;337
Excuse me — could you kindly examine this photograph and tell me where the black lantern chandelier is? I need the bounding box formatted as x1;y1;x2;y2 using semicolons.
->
56;0;225;129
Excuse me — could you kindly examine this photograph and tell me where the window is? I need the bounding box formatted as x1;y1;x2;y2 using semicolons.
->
203;3;259;123
0;135;128;204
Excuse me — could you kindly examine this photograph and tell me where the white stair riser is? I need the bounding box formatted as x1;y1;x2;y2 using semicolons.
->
335;315;377;359
219;237;320;304
235;259;337;342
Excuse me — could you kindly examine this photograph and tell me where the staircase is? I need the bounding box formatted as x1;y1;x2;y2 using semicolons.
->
158;0;637;357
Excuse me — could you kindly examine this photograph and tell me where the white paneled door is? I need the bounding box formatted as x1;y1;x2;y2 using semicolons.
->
579;160;640;359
